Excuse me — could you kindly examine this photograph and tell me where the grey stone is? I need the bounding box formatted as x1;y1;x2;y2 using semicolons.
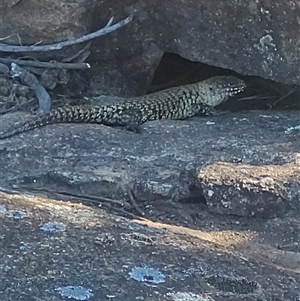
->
1;0;298;90
0;110;299;218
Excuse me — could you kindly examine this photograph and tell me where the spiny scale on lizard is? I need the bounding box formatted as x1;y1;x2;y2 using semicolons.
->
0;76;246;139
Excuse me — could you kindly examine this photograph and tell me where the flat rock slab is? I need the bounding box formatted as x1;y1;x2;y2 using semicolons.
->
0;192;299;301
0;110;299;218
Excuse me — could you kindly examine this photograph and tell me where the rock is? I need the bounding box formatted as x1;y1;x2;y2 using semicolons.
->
198;162;300;218
1;0;298;90
0;110;299;218
0;0;93;45
96;0;300;85
1;191;299;300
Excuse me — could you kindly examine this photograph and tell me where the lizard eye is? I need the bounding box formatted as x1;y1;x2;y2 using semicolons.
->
209;86;213;91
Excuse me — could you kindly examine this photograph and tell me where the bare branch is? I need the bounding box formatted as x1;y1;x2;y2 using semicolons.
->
11;63;52;113
62;41;92;63
0;15;133;53
0;57;90;70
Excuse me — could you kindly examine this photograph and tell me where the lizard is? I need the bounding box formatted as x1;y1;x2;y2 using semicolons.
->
0;76;245;139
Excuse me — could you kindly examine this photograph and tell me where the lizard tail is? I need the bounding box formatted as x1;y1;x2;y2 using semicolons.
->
0;105;104;139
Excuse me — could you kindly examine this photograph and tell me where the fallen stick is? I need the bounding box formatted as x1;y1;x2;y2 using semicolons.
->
0;15;133;53
0;58;90;70
11;63;52;113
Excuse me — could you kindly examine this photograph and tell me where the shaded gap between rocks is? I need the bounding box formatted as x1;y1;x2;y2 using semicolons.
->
150;52;300;112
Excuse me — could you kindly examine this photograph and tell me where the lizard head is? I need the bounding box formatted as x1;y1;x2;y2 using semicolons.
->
200;76;246;107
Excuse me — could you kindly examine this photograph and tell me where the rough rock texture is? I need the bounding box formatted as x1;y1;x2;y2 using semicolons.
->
0;0;93;44
0;110;299;218
199;162;300;218
1;0;299;88
96;0;300;85
0;192;299;300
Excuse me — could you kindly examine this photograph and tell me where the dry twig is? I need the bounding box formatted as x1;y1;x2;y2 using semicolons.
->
127;185;145;216
15;185;132;210
272;86;298;106
11;63;52;113
0;15;133;53
0;185;144;219
62;41;92;63
0;58;90;70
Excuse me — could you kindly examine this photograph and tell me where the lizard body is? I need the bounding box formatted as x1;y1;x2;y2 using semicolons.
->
0;76;245;139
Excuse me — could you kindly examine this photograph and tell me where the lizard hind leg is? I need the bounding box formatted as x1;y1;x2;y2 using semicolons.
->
124;123;142;133
109;107;144;133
